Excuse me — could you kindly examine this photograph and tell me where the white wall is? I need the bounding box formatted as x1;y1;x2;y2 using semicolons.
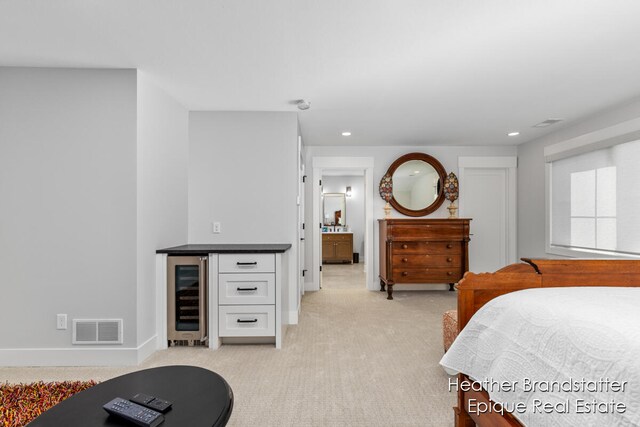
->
321;175;365;259
136;72;189;350
517;97;640;258
304;145;517;288
0;68;138;355
188;112;299;322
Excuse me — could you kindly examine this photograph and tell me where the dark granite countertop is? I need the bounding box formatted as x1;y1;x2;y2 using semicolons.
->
156;244;292;254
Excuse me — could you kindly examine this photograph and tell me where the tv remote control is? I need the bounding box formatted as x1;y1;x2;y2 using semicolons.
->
131;393;173;413
103;397;164;427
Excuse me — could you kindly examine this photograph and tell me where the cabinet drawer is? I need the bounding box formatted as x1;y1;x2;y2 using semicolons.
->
218;305;275;337
219;273;275;305
219;254;275;273
392;267;463;283
391;241;462;255
323;233;352;241
392;254;462;267
390;223;463;240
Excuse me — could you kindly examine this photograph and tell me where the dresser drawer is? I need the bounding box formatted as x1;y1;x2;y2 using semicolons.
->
218;305;275;337
392;254;462;267
219;273;275;305
219;254;275;273
390;223;463;240
392;267;463;283
391;241;462;255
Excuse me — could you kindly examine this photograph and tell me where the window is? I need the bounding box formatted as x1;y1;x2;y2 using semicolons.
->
548;139;640;256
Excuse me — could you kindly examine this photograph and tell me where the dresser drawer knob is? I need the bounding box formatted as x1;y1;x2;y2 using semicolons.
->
402;271;408;276
447;271;454;276
402;258;408;263
402;244;408;249
446;244;453;249
447;258;453;262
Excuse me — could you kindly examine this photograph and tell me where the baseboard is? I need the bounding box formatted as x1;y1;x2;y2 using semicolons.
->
283;310;299;325
136;335;158;364
304;280;317;292
0;335;158;367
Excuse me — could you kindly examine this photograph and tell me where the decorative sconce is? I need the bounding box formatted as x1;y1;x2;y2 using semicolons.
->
378;173;393;218
443;172;459;219
346;186;352;197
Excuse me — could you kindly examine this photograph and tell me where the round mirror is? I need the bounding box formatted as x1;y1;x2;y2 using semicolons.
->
386;152;446;216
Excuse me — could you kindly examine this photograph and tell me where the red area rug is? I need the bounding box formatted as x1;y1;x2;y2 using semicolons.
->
0;381;96;427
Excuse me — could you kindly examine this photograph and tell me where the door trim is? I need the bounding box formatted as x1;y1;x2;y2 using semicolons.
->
458;156;518;266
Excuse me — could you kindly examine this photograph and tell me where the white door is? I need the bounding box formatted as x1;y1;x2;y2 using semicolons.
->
299;163;305;301
297;137;305;303
459;157;517;274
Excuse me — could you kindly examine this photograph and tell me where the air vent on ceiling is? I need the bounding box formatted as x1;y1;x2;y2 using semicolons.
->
533;118;564;128
72;319;123;345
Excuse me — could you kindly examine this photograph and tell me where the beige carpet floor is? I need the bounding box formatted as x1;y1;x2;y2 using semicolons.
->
1;264;457;426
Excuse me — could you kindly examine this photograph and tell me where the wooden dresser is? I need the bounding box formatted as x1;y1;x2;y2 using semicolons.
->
322;233;353;263
378;218;471;299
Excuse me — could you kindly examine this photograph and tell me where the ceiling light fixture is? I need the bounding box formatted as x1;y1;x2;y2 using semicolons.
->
341;131;351;136
507;131;520;136
295;99;311;110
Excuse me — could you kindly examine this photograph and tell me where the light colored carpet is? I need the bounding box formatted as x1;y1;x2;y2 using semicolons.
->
1;264;457;426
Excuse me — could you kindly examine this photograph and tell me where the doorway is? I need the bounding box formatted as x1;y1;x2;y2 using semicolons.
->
321;173;365;289
311;157;375;291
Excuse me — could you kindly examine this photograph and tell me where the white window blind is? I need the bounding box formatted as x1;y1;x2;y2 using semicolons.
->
550;139;640;255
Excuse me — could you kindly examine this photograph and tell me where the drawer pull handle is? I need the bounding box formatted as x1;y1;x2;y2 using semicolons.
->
402;271;408;276
447;258;453;262
402;244;408;249
237;287;258;291
447;271;454;276
402;258;408;263
446;244;453;249
237;318;258;323
237;262;258;266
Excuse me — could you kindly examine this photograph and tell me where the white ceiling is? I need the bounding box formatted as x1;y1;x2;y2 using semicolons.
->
2;1;640;146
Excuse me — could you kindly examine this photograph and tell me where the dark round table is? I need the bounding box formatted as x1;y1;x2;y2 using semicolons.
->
29;365;233;426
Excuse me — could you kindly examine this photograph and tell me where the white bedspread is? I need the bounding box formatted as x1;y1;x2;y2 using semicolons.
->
440;287;640;427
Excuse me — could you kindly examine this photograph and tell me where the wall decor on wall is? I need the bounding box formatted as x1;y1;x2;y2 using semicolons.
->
382;152;446;217
378;173;393;218
443;172;459;219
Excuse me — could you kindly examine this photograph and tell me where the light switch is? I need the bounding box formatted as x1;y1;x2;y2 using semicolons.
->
56;314;67;330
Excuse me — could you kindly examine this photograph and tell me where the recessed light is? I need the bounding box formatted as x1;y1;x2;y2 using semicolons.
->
414;170;420;174
507;132;520;137
341;132;351;136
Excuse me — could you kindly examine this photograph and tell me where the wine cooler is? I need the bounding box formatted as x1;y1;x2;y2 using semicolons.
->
167;256;208;346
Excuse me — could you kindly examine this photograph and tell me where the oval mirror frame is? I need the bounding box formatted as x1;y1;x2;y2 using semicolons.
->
386;152;447;217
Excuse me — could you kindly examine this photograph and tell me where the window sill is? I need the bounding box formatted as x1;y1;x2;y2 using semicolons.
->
546;245;640;259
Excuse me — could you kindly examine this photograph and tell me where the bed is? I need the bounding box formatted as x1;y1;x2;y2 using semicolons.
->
440;258;640;427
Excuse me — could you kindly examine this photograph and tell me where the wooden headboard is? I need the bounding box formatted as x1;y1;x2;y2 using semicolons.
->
456;258;640;331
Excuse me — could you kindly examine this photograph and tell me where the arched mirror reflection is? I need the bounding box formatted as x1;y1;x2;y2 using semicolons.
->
386;153;446;216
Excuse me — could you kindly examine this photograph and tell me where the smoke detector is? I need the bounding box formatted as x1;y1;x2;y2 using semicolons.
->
295;99;311;110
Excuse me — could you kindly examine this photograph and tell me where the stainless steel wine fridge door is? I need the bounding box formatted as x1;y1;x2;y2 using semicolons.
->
167;255;208;345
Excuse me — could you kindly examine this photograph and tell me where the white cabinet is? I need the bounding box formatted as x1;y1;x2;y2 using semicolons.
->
210;253;282;349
